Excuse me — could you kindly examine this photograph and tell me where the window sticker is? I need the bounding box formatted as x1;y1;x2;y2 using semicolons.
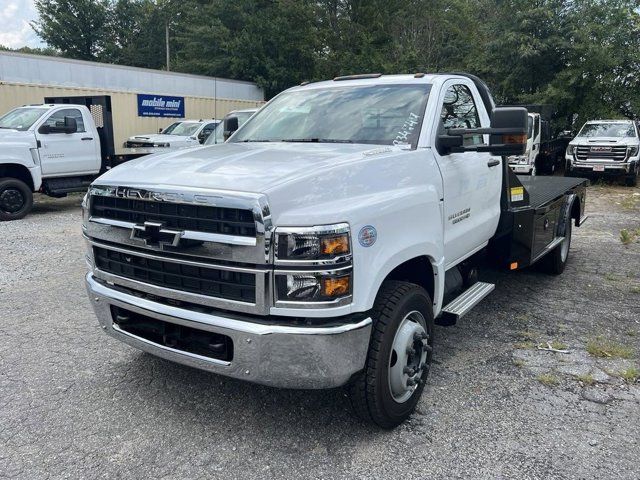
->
393;112;420;146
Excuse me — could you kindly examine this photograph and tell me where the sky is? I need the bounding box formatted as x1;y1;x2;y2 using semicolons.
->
0;0;44;49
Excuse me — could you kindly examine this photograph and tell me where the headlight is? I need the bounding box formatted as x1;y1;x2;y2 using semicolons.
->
81;192;89;227
627;146;639;157
275;269;352;303
274;223;352;307
566;145;576;156
275;223;351;264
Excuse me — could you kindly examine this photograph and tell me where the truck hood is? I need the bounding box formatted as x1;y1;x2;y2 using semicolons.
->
96;142;398;194
569;137;638;146
0;128;36;147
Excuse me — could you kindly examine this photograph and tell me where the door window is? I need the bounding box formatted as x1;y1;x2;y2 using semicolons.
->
440;84;482;145
43;108;86;133
200;122;219;140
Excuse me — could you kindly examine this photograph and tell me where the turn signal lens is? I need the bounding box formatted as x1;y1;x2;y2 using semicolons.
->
503;134;527;145
322;276;351;297
321;234;350;256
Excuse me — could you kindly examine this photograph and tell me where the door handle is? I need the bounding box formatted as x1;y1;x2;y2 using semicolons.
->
487;159;500;167
81;137;94;141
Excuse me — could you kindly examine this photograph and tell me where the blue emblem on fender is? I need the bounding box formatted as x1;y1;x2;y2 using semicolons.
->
358;225;377;247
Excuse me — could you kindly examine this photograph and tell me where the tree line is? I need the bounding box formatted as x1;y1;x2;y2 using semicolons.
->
5;0;640;131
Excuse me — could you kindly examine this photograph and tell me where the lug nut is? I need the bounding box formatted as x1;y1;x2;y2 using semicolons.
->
406;347;416;356
403;366;415;376
407;378;416;386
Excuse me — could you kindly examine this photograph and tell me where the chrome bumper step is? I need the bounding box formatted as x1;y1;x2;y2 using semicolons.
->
439;281;495;325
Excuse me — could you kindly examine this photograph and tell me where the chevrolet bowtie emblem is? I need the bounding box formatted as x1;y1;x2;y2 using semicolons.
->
130;221;183;249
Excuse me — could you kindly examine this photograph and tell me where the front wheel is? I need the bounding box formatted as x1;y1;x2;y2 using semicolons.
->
625;167;638;187
0;178;33;221
348;281;434;428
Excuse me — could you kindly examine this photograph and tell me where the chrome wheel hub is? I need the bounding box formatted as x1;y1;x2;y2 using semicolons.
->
388;311;430;403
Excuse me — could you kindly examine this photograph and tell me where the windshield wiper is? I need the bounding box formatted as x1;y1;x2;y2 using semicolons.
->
240;139;273;142
280;138;353;143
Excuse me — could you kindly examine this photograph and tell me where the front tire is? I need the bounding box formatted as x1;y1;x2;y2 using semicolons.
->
0;178;33;221
348;281;434;429
625;167;638;187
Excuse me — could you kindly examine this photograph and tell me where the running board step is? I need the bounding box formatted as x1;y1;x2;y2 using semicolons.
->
439;281;495;326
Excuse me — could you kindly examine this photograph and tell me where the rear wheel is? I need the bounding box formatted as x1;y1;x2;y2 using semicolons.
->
0;178;33;221
348;281;434;429
541;208;572;275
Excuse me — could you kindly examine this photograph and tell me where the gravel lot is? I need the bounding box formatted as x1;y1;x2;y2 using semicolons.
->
1;184;639;479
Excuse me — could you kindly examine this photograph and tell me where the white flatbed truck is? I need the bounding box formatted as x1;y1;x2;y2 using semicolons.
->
83;73;588;428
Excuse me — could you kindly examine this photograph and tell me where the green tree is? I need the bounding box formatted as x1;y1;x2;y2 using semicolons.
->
32;0;111;60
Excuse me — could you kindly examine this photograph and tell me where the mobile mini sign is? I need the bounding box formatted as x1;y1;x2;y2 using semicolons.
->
137;94;185;118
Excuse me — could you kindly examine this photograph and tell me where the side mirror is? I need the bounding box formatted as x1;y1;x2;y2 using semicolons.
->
223;116;239;141
159;128;163;133
437;107;527;156
487;107;527;155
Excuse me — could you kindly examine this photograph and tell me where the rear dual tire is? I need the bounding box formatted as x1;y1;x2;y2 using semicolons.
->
348;281;434;429
541;204;573;275
0;178;33;221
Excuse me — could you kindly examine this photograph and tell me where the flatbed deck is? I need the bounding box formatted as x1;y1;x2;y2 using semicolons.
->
516;175;588;208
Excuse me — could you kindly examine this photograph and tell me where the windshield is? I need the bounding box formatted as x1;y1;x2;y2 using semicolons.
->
231;84;431;147
161;122;201;136
577;123;636;138
0;107;47;131
205;111;257;145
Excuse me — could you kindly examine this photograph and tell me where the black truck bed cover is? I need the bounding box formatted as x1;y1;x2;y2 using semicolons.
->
516;175;588;208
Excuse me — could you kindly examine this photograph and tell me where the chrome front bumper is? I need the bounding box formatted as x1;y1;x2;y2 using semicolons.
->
567;157;636;173
86;273;372;389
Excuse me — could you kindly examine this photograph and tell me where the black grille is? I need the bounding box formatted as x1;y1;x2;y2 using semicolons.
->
576;145;627;161
111;306;234;361
90;195;256;237
94;246;256;303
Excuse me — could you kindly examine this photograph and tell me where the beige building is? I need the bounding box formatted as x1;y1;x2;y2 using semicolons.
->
0;51;264;154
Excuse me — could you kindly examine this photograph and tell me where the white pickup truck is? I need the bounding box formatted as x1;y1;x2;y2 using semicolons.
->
83;73;588;428
0;103;149;221
125;119;221;152
565;119;639;186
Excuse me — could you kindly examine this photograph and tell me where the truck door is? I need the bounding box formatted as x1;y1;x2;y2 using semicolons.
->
36;107;101;176
432;81;502;268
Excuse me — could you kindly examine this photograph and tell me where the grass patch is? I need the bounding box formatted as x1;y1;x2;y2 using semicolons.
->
513;359;526;368
619;367;639;383
576;373;595;386
586;336;634;359
631;286;640;294
537;373;559;386
517;330;537;341
604;273;619;282
514;341;536;350
620;229;638;245
549;340;568;350
620;196;639;210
